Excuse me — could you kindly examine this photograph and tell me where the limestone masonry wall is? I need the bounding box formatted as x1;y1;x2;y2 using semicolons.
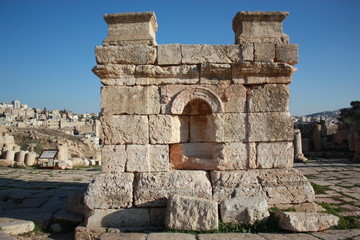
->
84;11;315;229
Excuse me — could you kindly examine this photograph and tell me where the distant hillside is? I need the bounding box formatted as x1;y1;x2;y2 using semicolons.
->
304;110;340;118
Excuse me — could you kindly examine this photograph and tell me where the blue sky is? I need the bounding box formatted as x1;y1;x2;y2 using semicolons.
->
0;0;359;116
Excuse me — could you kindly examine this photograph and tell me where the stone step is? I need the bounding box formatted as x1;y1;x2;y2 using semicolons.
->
0;217;34;235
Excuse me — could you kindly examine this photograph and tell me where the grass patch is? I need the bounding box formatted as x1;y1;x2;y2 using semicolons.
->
310;182;331;194
304;174;316;179
318;202;360;230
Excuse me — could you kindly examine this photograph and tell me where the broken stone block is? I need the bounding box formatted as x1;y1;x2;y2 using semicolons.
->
276;212;339;232
200;64;231;83
101;145;126;173
165;195;218;231
149;115;189;144
220;195;270;225
75;226;107;240
275;43;298;65
84;173;134;209
95;45;157;65
157;44;182;65
247;84;289;112
103;11;158;46
101;86;160;115
134;171;212;207
181;45;240;64
126;144;169;172
233;11;290;44
86;208;150;228
254;43;275;62
92;64;136;86
0;218;35;235
256;142;293;168
58;160;73;169
101;115;149;145
247;112;294;142
135;65;199;85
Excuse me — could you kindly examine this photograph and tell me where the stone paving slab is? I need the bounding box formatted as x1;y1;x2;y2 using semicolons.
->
258;233;319;240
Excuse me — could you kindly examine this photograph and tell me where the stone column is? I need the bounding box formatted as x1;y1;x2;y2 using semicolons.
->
15;150;27;163
25;152;37;166
4;150;15;161
312;124;322;151
294;129;307;162
56;143;69;160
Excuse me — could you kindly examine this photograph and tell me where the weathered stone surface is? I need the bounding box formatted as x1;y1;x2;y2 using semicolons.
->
86;208;150;228
103;12;157;46
135;65;199;85
165;195;218;231
0;159;13;167
182;45;240;64
274;202;325;212
126;144;169;172
93;65;136;86
220;195;270;225
311;229;360;240
258;233;319;240
211;169;315;205
240;44;254;61
134;171;212;207
247;84;289;112
170;142;254;170
101;115;149;145
149;115;189;144
101;145;126;173
95;45;157;65
149;208;166;226
254;43;275;62
200;64;231;83
247;112;294;142
99;233;146;240
157;44;182;65
275;44;298;65
0;218;35;235
101;86;160;115
75;226;107;240
199;233;265;240
233;11;290;44
276;212;339;232
84;173;134;209
0;232;17;240
256;142;293;168
160;84;246;114
147;233;196;240
232;62;295;84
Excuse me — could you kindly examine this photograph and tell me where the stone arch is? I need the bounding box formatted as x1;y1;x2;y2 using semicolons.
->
170;88;223;115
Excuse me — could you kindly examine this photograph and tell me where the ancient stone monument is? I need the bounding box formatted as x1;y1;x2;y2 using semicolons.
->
83;11;315;230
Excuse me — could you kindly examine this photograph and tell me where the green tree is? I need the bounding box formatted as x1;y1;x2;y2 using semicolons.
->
338;101;360;126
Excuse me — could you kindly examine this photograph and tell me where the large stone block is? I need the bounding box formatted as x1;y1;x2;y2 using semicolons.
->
276;212;339;232
134;171;212;207
101;86;160;115
200;64;231;83
135;65;199;85
220;195;270;225
86;208;150;228
95;45;157;65
254;43;275;62
126;144;169;172
149;115;189;144
170;142;253;171
101;145;126;173
157;44;182;65
232;62;295;84
84;173;134;209
233;11;290;44
160;84;246;114
92;64;136;86
275;44;298;65
247;84;289;112
101;115;149;145
103;12;158;46
247;112;293;142
240;44;254;61
256;142;293;169
181;45;240;64
211;169;315;205
214;113;246;142
165;195;218;231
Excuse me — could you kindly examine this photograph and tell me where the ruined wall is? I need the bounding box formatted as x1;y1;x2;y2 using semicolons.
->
84;11;315;229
